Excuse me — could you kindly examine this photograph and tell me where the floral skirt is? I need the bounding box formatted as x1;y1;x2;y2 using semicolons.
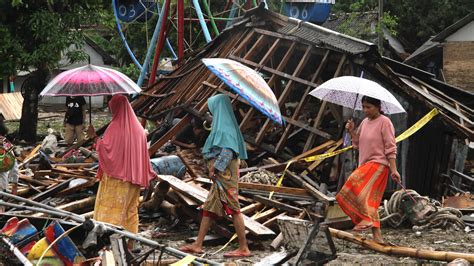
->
336;162;389;228
202;159;240;217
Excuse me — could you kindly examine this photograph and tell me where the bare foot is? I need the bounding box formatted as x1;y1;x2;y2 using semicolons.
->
353;221;373;231
372;227;384;244
179;244;204;254
224;248;251;257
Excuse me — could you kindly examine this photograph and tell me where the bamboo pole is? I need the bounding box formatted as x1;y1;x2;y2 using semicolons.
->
329;228;474;263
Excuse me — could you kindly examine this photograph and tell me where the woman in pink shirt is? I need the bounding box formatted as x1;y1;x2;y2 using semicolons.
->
336;96;401;244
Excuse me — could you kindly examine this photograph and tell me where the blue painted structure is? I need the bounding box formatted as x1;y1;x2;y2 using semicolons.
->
284;1;333;24
116;0;156;23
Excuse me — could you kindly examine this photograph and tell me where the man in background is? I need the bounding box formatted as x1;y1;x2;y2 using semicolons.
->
64;96;86;145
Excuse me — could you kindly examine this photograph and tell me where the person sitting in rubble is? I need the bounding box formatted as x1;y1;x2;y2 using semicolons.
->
170;118;207;149
180;94;251;257
336;96;400;244
0;118;18;213
87;95;156;248
41;128;58;157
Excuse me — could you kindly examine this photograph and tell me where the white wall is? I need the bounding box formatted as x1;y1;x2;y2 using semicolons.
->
446;21;474;41
40;96;104;108
58;43;106;69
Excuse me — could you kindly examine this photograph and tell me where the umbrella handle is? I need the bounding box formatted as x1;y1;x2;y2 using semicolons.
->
89;96;92;126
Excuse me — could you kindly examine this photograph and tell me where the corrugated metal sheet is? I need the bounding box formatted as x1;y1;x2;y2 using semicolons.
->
278;21;375;55
0;92;23;120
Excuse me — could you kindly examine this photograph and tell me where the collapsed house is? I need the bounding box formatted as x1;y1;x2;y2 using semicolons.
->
133;5;473;198
404;12;474;94
1;5;473;265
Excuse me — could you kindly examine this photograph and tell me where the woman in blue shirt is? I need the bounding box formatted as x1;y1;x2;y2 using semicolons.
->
180;94;250;257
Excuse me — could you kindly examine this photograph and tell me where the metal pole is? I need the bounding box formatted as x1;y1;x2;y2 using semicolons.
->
136;1;168;87
2;238;33;266
177;0;185;63
148;0;171;85
226;0;238;28
378;0;384;53
89;96;92;125
0;195;218;265
192;0;212;43
201;0;220;36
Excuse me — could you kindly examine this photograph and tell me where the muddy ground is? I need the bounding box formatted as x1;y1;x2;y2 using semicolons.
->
4;109;473;264
137;218;474;265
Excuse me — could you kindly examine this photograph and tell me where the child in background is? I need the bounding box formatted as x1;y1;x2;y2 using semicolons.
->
0;117;18;212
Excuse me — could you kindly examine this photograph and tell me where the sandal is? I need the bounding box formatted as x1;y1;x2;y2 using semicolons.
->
223;250;251;258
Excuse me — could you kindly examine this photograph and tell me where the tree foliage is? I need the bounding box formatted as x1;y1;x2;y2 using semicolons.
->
333;0;474;51
0;0;106;141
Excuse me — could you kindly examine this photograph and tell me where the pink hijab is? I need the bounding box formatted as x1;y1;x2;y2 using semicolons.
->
96;95;155;187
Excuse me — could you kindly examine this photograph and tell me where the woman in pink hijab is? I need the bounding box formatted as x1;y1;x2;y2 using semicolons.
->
87;95;155;235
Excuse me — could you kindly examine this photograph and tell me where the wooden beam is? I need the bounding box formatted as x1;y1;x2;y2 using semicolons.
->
253;208;279;223
233;29;256;57
253;195;303;214
303;139;342;174
243;34;268;60
229;55;321;89
148;115;192;155
239;182;310;196
286;171;334;204
238;42;297;131
290;140;336;163
157;175;275;236
239;162;290;175
282;116;333;139
30;178;73;202
255;45;314;145
240;202;264;215
304;54;347;151
276;50;331;153
262;212;288;228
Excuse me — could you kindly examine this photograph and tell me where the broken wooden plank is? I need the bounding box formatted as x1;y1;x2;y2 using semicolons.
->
253;195;303;214
19;174;51;187
157;175;275;236
57;179;97;196
263;212;288;228
57;196;96;213
179;203;233;238
289;140;336;163
254;208;279;223
303;139;343;174
240;202;264;215
30;178;73;202
285;171;334;204
239;182;310;197
239;162;290;175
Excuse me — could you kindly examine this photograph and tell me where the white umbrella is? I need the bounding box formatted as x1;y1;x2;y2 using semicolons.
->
309;76;406;114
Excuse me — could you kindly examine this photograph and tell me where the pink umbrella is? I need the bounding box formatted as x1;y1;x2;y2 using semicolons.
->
40;64;141;123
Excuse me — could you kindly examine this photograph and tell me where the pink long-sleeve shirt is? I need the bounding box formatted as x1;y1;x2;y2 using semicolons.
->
352;115;397;167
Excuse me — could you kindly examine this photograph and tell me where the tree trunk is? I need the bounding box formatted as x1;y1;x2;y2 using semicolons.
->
18;68;47;143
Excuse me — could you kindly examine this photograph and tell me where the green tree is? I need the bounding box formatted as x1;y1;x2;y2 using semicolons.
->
0;0;107;142
333;0;474;51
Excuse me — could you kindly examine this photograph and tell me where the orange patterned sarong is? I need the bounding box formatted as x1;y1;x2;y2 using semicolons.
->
336;162;389;228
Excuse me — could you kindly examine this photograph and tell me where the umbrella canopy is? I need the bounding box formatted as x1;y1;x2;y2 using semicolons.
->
309;76;406;114
40;64;141;97
202;58;283;125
